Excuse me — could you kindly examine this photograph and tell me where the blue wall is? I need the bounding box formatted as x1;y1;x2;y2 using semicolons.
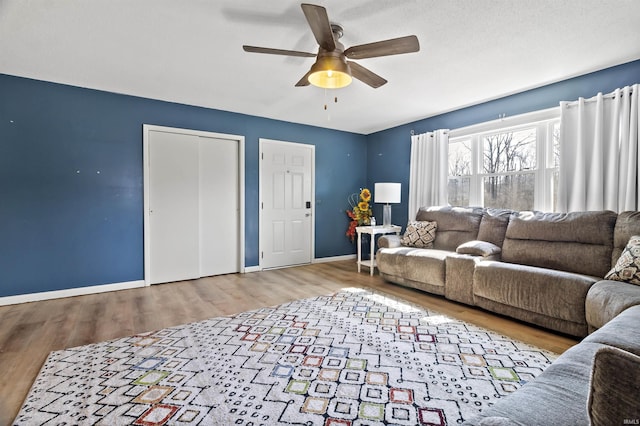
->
0;75;367;297
2;59;639;298
367;59;640;227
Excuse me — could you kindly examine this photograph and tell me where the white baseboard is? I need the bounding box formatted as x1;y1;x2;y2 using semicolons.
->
1;260;354;306
247;256;355;272
0;280;146;306
313;254;357;263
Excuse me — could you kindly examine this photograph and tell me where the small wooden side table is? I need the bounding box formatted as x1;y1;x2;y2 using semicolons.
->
356;225;402;276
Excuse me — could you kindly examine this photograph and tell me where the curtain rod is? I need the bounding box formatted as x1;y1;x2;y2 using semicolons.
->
411;85;637;133
563;86;636;107
410;129;450;137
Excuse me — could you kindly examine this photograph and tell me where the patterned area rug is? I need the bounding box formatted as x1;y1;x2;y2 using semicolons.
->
15;288;556;425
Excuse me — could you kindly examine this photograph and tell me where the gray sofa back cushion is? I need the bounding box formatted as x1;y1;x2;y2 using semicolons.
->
477;208;513;247
415;206;483;251
502;210;617;277
612;211;640;266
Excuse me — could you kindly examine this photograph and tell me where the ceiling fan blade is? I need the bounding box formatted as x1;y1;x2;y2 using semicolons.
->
345;35;419;59
243;45;316;58
301;3;336;51
348;61;387;88
295;71;312;87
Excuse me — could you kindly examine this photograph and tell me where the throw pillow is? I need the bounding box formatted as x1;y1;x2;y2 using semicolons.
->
401;221;437;248
605;235;640;285
456;240;502;257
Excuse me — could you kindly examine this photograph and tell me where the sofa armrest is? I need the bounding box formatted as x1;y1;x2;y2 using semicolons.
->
588;346;640;426
456;240;501;257
445;254;478;305
378;234;402;248
586;280;640;331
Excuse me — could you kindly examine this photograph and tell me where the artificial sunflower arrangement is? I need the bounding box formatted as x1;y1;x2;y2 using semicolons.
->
346;188;373;242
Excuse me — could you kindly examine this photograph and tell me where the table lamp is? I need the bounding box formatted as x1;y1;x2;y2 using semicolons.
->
374;183;401;226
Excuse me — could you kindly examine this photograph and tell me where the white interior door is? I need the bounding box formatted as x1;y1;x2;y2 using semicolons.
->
145;126;244;285
260;139;314;269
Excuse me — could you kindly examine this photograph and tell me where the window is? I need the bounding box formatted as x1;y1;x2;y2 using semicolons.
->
551;121;560;212
482;127;536;210
447;109;560;211
448;139;471;207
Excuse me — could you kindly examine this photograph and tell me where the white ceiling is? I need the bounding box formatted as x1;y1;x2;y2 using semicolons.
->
1;1;639;134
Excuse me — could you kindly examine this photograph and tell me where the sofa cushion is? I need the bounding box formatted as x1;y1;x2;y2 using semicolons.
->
588;347;640;426
474;261;596;325
583;304;640;356
401;249;448;287
400;220;437;248
377;247;448;288
605;235;640;285
501;210;617;277
457;240;501;257
477;208;512;248
415;206;483;251
585;280;640;330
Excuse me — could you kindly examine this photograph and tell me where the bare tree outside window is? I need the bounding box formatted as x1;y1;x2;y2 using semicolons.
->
483;128;536;210
448;140;471;206
447;118;559;212
552;123;560;211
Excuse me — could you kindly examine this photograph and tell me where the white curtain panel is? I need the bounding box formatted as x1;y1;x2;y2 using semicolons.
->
408;129;449;220
558;84;639;212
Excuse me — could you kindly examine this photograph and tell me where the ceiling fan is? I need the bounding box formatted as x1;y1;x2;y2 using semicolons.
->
242;3;420;89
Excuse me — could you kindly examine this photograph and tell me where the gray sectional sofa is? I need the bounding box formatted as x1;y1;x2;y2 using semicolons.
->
377;206;640;337
377;206;640;425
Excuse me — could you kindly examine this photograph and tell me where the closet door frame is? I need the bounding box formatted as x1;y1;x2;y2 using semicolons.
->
142;124;245;286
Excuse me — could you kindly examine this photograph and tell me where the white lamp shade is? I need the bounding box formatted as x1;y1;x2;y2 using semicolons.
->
374;182;401;204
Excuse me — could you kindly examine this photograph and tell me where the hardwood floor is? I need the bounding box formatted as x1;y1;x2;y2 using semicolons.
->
0;260;578;425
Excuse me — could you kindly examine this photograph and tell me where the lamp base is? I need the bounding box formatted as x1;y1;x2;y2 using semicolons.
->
382;204;392;226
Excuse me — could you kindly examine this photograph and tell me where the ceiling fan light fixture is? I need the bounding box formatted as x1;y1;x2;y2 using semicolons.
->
243;4;420;89
308;55;352;89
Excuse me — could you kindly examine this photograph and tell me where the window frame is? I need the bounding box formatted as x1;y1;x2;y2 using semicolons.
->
447;107;560;212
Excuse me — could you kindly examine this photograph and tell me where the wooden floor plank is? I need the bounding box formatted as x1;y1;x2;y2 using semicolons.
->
0;261;578;425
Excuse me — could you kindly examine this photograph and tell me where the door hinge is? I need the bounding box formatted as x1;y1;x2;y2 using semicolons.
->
261;152;264;160
261;202;264;209
261;251;264;259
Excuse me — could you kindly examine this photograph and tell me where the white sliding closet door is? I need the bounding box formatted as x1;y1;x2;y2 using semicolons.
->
199;137;239;277
145;126;242;285
148;131;200;284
